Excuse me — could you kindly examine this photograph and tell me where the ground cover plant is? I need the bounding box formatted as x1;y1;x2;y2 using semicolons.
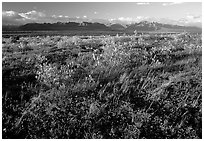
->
2;32;202;139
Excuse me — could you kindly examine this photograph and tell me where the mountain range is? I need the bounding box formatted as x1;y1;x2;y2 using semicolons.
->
2;20;202;33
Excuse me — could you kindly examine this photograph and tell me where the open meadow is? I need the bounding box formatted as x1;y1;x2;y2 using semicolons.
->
2;32;202;138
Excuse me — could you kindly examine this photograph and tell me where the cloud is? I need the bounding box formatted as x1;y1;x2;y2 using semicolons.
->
3;10;73;24
135;16;149;21
157;15;202;28
3;9;201;28
2;11;22;19
136;2;150;5
118;17;133;21
3;10;116;25
2;10;48;25
108;18;130;24
185;14;202;23
109;16;151;24
2;10;25;25
19;10;45;20
162;2;184;6
50;14;70;22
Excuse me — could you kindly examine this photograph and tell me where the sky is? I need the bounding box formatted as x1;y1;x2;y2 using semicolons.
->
2;2;202;27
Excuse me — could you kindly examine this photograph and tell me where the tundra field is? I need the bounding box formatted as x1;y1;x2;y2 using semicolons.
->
2;32;202;138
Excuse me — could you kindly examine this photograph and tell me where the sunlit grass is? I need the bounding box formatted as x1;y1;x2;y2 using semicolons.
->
2;32;202;139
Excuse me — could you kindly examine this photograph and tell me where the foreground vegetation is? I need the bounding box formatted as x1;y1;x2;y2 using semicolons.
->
2;32;202;138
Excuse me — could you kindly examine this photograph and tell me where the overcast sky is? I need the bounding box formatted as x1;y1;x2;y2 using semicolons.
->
2;2;202;25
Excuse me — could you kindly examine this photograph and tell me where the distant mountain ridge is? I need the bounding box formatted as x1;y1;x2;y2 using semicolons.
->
18;22;110;31
125;21;201;32
2;21;202;33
